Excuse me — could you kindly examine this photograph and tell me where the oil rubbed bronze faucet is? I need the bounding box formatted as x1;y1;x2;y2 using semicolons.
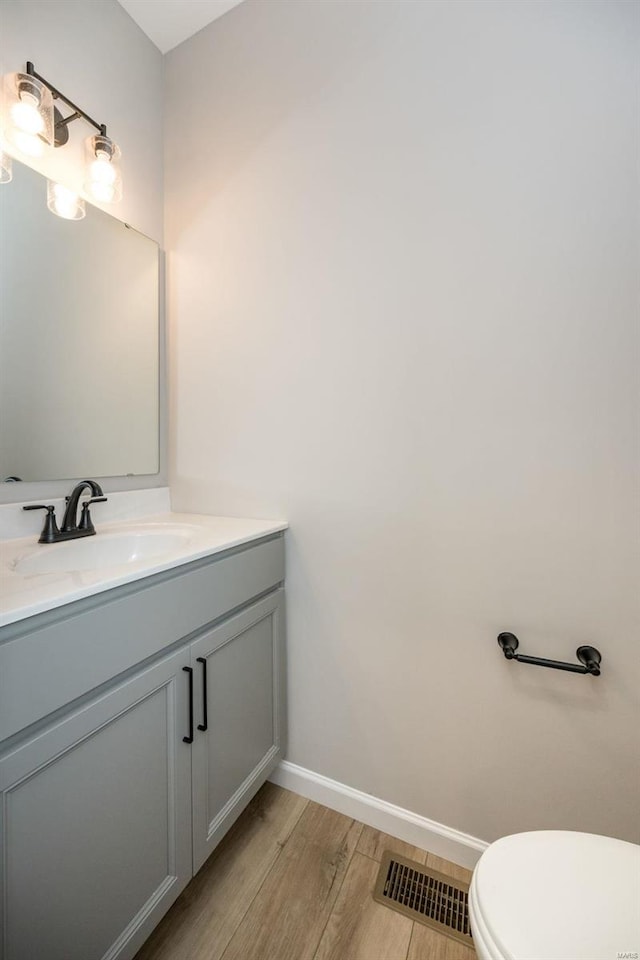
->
23;480;108;544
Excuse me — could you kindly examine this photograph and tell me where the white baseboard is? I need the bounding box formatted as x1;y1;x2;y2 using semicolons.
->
269;760;488;871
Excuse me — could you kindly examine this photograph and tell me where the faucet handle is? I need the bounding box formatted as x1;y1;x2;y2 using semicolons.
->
78;496;108;533
22;504;60;543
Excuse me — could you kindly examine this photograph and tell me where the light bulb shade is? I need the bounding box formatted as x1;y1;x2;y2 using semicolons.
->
2;72;53;157
84;134;122;203
0;147;12;183
47;180;86;220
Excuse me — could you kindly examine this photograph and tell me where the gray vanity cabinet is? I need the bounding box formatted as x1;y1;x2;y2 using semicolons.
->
0;533;286;960
0;648;193;960
191;589;285;871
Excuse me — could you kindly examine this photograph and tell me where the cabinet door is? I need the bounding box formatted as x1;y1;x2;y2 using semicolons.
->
191;589;286;871
0;649;192;960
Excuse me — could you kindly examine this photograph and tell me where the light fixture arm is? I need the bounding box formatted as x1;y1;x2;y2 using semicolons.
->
26;61;107;142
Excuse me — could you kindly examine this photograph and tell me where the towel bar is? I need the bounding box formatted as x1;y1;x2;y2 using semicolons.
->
497;632;601;676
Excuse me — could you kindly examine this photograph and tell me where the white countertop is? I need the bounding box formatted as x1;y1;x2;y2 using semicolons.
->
0;510;288;628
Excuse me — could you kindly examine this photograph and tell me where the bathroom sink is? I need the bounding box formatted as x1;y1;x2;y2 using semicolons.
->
14;529;193;575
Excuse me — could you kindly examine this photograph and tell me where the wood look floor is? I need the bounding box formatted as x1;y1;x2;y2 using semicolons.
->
135;783;477;960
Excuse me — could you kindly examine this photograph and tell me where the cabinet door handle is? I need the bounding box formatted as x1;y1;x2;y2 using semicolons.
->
196;657;208;731
183;666;194;743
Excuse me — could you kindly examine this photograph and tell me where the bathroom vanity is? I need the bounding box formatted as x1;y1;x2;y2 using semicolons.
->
0;505;287;960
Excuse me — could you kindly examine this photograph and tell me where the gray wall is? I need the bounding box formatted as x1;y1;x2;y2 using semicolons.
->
0;0;166;501
166;0;640;844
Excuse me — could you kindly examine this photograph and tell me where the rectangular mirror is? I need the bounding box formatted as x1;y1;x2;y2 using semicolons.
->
0;157;160;483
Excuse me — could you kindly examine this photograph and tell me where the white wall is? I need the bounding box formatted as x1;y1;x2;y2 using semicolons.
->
0;0;165;502
166;0;639;844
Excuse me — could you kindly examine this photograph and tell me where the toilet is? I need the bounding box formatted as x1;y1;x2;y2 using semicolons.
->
469;830;640;960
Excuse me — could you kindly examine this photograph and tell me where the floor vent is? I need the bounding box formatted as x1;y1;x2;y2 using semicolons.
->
373;851;473;947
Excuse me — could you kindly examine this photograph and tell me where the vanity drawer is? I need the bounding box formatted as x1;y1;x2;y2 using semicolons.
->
0;534;284;744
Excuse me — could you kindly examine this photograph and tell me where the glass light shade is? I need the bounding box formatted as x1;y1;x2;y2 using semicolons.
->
2;72;53;157
47;180;86;221
0;147;12;183
84;134;122;203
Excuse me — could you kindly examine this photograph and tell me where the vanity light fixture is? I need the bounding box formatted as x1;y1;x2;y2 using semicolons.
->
84;133;122;204
2;69;53;157
1;61;122;206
